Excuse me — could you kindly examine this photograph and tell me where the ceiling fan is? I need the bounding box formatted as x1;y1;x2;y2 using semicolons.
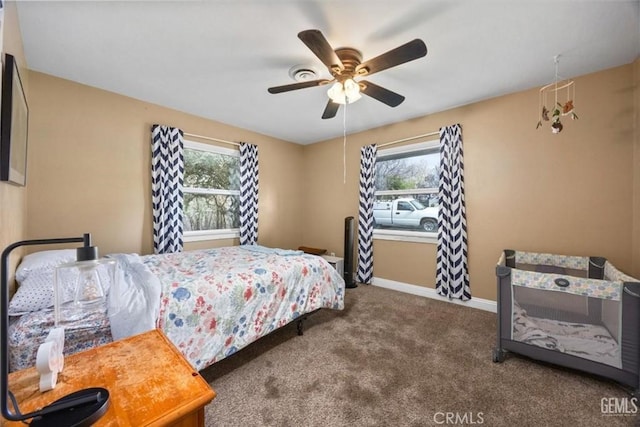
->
268;29;428;119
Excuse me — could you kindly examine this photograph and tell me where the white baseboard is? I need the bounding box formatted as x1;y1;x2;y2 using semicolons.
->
371;277;497;313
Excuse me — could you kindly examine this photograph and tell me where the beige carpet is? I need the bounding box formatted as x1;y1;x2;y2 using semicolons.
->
200;285;636;426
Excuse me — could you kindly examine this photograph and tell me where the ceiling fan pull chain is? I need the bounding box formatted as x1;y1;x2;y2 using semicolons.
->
343;100;348;184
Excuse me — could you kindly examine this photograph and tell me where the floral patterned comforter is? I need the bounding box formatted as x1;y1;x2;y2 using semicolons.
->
142;245;345;370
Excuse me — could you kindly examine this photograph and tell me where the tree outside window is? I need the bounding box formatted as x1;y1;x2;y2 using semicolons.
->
375;143;440;208
183;142;240;234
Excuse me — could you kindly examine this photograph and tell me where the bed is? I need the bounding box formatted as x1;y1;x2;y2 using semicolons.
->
8;245;345;372
494;249;640;394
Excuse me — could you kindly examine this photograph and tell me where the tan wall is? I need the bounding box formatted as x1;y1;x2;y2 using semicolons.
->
20;57;639;300
634;58;640;279
302;64;636;300
26;72;304;256
1;1;28;294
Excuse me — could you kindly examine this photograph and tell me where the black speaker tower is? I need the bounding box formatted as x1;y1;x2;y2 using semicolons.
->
343;216;357;288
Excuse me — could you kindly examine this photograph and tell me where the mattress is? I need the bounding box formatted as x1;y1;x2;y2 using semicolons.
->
512;303;621;368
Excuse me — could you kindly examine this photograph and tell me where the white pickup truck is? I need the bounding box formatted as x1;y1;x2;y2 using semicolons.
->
373;198;438;232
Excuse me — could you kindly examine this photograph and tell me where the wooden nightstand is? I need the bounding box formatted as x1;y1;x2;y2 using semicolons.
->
2;329;216;426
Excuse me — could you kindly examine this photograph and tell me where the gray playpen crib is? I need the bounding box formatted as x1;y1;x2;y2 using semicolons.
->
494;249;640;395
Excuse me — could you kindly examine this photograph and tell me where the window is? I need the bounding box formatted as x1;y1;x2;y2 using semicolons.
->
374;140;440;243
183;140;240;241
397;201;413;211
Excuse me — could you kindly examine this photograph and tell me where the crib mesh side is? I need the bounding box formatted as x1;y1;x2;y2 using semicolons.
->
510;259;623;369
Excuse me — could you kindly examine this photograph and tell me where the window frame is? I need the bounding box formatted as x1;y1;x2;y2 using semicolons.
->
182;139;240;242
373;139;440;244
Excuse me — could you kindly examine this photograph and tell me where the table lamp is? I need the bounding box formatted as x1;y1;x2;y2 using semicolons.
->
1;233;110;426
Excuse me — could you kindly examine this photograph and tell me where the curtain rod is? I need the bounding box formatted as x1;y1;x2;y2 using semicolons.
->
183;132;240;147
377;130;439;148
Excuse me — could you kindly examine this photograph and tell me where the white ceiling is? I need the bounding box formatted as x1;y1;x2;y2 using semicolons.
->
15;0;640;145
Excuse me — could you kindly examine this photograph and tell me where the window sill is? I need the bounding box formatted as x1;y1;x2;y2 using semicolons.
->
373;229;437;244
183;229;239;242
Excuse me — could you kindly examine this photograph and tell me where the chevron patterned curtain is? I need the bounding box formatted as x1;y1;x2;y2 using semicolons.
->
151;124;184;254
436;124;470;300
357;144;377;284
239;142;259;245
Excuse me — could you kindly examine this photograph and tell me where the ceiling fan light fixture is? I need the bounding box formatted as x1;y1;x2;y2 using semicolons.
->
327;78;361;105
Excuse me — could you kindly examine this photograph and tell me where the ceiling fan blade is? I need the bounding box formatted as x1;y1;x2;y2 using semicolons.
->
356;39;427;76
359;80;405;107
268;79;330;94
322;100;340;119
298;29;344;72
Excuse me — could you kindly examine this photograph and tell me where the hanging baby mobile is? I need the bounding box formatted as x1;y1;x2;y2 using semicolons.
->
536;55;578;133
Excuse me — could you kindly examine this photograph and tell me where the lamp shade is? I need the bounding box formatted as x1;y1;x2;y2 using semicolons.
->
54;258;116;327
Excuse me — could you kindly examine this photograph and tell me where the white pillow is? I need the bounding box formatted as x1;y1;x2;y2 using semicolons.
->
8;272;56;316
15;249;77;282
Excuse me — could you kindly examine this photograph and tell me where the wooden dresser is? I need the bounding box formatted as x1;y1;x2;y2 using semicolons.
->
2;329;216;426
